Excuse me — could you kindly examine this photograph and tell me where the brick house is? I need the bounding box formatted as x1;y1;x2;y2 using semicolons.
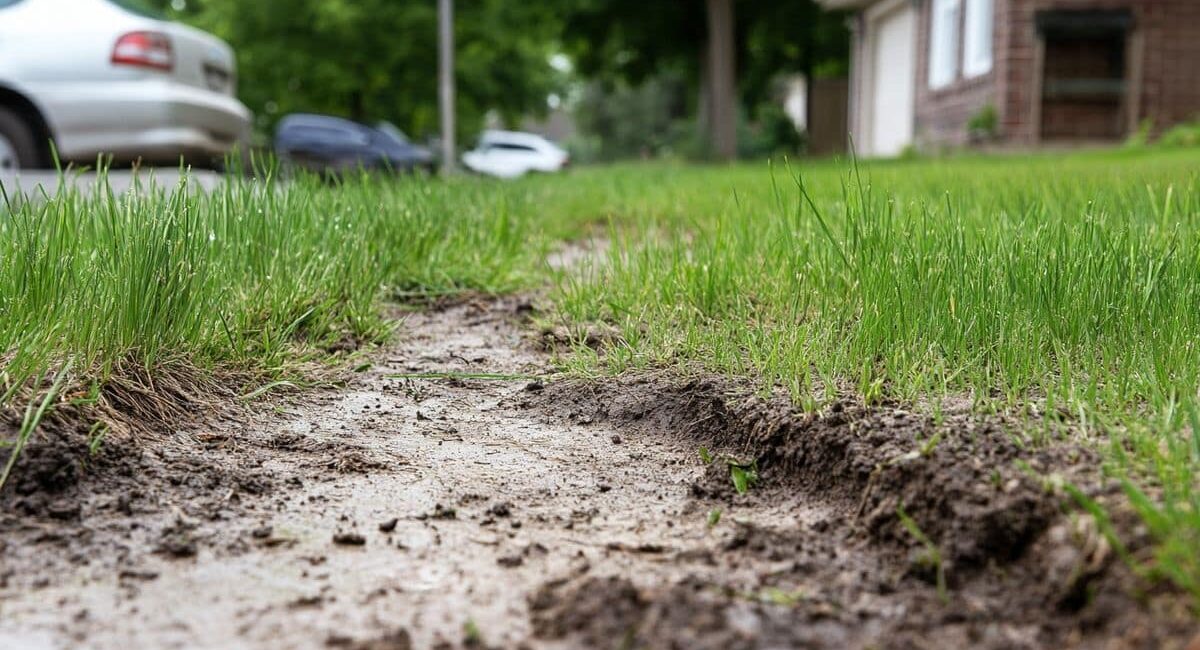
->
820;0;1200;156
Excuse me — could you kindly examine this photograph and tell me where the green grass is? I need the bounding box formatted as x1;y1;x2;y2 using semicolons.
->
0;167;546;407
557;151;1200;415
1;147;1198;602
545;149;1200;601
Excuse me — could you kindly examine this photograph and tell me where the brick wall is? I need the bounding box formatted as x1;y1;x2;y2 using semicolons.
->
912;0;1200;148
1146;0;1200;131
913;0;1005;149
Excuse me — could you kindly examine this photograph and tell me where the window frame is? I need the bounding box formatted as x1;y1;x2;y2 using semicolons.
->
928;0;962;90
492;143;538;153
962;0;994;78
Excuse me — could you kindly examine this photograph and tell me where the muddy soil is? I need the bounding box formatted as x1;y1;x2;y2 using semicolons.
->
1;297;1197;649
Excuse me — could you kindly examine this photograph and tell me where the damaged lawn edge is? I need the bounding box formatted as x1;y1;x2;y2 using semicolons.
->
0;169;547;495
0;359;73;492
529;374;1197;613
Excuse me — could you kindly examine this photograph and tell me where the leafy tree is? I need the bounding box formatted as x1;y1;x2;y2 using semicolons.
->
159;0;563;142
571;72;691;161
562;0;849;159
738;2;851;113
153;0;847;157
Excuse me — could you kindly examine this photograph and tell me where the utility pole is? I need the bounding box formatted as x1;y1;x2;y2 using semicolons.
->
705;0;737;161
438;0;456;175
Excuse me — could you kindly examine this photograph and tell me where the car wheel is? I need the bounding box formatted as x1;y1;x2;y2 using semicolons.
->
0;107;40;171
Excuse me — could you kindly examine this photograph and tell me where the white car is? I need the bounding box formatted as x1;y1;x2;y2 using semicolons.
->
462;130;569;179
0;0;251;170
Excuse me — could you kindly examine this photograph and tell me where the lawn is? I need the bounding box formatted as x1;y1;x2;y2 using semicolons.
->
2;148;1199;600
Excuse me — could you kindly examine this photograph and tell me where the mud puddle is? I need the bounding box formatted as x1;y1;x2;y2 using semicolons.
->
1;298;1196;649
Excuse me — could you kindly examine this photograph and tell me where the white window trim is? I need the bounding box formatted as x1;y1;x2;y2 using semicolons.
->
928;0;961;90
962;0;994;78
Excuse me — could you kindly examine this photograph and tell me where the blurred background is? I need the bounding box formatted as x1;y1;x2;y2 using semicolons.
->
1;0;1197;176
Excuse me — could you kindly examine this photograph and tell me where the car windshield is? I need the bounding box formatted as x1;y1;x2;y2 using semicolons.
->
295;125;371;147
376;122;411;145
106;0;166;19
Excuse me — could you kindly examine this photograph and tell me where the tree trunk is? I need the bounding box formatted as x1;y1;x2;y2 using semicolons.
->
349;88;366;124
705;0;737;160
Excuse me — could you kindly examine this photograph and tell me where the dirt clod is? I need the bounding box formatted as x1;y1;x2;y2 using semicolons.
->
484;502;511;518
332;532;366;546
325;628;412;650
530;576;644;646
419;504;456;520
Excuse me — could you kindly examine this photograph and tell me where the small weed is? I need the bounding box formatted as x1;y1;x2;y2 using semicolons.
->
729;460;759;495
87;421;108;457
67;381;101;408
757;586;806;607
897;505;948;604
707;508;722;528
919;431;943;457
967;104;999;141
463;618;483;646
698;446;713;464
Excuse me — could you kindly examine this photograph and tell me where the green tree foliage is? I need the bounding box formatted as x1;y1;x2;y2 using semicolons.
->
562;0;848;159
571;72;691;161
570;74;810;162
562;0;849;111
159;0;563;140
152;0;847;156
738;1;851;109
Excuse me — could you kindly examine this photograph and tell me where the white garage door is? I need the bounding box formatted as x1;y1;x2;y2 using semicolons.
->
869;4;916;157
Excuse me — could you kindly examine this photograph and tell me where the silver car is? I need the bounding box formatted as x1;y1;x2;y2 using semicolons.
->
0;0;251;169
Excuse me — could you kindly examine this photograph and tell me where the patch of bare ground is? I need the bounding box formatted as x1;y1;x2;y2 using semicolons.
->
531;375;1199;648
1;296;1196;649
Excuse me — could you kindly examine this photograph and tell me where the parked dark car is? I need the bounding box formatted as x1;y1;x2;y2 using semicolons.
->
274;113;434;175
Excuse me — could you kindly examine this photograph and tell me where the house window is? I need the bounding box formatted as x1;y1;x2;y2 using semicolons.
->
929;0;961;89
963;0;994;77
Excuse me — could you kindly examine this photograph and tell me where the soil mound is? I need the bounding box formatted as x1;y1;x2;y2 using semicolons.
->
529;375;1197;649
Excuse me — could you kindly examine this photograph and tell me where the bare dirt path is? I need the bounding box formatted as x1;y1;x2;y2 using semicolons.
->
1;297;1196;649
0;298;806;649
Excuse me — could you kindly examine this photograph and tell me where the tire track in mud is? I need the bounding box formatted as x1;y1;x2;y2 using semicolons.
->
1;297;1196;649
